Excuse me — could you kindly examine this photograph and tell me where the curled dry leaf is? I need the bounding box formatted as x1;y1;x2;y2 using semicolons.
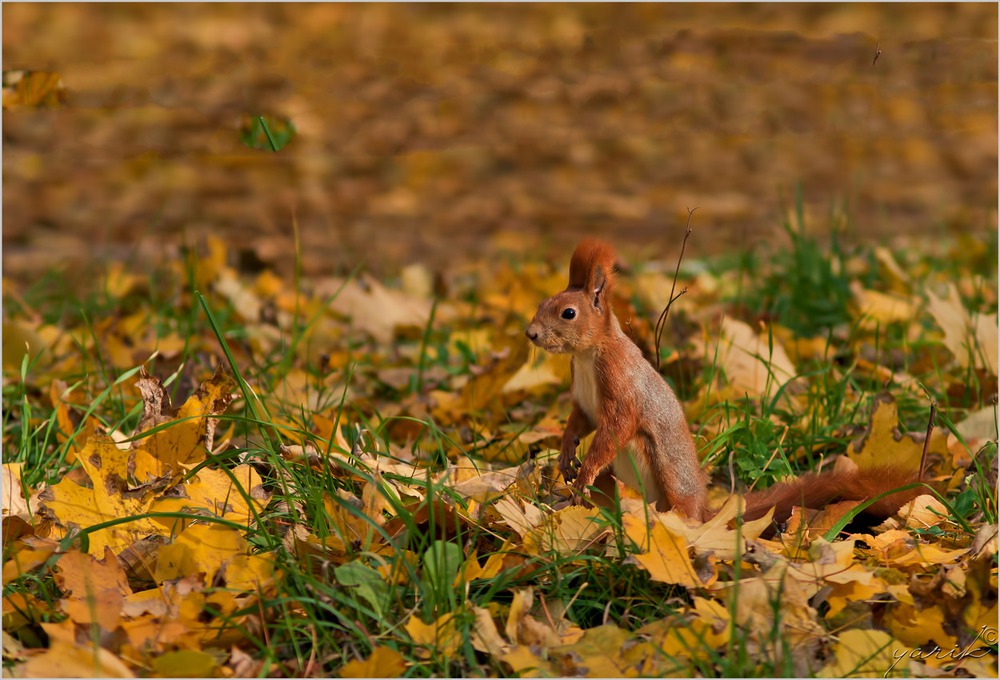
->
319;274;432;345
2;464;30;520
926;282;998;376
712;316;801;402
132;367;237;473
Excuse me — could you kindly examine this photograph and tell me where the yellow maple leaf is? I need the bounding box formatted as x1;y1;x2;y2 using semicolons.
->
655;494;774;561
714;562;825;651
41;437;163;555
500;645;553;677
406;612;462;657
847;392;947;473
431;338;529;423
339;646;407;678
523;505;607;555
16;638;134;678
54;547;132;631
623;514;712;588
549;624;631;677
850;281;916;328
148;464;265;533
2;537;57;586
887;543;969;569
131;367;236;473
821;629;905;677
885;603;956;661
2;462;31;520
470;605;510;656
152;524;272;590
631;599;730;670
714;317;800;402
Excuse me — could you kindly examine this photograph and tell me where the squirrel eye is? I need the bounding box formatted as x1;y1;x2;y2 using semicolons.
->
561;308;576;320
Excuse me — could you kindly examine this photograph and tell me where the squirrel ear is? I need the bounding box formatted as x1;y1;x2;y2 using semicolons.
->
590;264;607;308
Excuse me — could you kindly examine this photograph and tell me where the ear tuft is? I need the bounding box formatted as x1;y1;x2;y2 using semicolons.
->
568;239;617;297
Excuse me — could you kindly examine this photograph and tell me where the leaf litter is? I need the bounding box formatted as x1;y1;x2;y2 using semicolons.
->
2;231;997;677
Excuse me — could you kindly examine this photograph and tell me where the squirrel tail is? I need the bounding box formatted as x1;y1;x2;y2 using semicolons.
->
568;238;618;291
740;464;923;525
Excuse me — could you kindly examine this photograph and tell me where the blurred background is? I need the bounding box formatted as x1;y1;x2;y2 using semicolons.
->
3;3;997;282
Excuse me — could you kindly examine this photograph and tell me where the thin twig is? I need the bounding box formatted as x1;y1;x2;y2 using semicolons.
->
918;402;936;482
654;207;697;371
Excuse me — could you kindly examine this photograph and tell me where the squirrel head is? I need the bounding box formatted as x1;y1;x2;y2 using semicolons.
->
525;238;618;354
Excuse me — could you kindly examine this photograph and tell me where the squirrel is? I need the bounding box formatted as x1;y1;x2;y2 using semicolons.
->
526;238;923;525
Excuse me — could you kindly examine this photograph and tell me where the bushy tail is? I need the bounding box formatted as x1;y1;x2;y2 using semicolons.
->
741;464;923;524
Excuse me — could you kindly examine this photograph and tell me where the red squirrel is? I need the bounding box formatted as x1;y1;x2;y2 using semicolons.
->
526;238;922;524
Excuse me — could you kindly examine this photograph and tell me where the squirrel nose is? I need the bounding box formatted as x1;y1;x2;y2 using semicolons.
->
526;328;538;341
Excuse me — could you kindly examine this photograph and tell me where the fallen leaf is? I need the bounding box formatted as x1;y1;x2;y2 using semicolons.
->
716;562;825;652
502;352;570;394
713;317;800;400
149;464;266;533
2;70;66;109
152;524;273;589
2;463;30;519
17;630;134;678
821;629;905;677
2;537;57;586
470;606;510;656
624;514;713;588
926;282;998;376
523;505;607;555
40;437;163;555
132;367;236;473
847;392;947;473
405;612;462;657
319;274;432;345
339;646;407;678
850;281;916;328
55;547;133;631
151;649;221;678
655;494;774;560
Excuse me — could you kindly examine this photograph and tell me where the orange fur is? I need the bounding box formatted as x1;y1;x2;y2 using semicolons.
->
527;238;706;518
568;238;617;291
528;238;921;526
741;465;922;524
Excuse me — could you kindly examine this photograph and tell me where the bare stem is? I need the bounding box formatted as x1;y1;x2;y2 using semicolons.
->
654;207;697;371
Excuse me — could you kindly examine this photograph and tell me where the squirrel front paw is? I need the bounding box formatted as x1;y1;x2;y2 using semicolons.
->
558;450;581;482
570;475;595;506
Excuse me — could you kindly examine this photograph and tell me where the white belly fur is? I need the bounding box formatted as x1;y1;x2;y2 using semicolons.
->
574;354;664;506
